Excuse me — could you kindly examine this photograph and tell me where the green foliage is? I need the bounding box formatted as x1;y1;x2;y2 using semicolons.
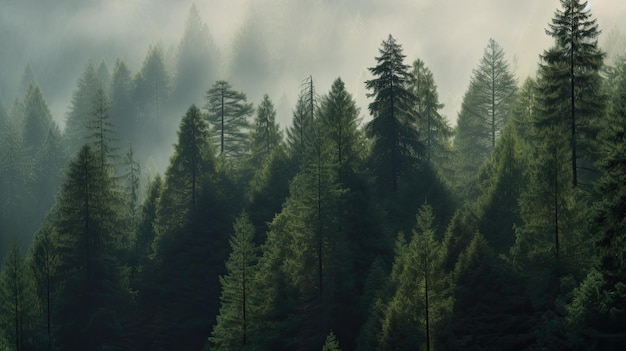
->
52;145;127;350
109;59;135;149
65;62;102;157
210;212;259;350
156;105;213;237
205;80;254;158
366;35;421;192
453;39;517;200
542;0;606;187
317;77;363;181
409;59;453;174
172;4;218;110
445;233;534;350
0;243;41;350
248;94;283;169
322;331;342;351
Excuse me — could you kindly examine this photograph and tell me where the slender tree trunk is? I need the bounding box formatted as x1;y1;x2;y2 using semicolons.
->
571;46;577;188
424;266;430;351
492;55;496;150
554;143;560;260
242;237;247;346
221;85;225;155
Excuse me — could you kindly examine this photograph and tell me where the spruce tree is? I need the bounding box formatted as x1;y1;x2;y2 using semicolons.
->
52;145;125;350
453;39;517;195
65;62;101;156
542;0;605;187
205;81;254;158
409;59;452;171
317;77;363;182
248;94;282;168
365;35;421;192
210;212;258;350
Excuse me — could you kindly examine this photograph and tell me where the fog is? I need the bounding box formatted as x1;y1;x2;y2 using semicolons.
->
2;0;625;155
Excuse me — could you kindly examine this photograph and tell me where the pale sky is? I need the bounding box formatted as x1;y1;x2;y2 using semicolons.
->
2;0;626;129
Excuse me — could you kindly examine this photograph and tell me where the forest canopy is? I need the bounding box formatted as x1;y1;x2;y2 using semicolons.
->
1;1;626;350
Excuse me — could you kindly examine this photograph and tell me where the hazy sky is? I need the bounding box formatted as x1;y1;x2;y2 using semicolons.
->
2;0;626;130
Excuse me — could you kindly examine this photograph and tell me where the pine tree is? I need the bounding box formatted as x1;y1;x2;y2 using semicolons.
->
172;3;218;110
29;223;58;351
88;86;116;171
453;39;517;195
122;140;141;231
133;44;170;125
156;105;212;235
365;35;421;192
22;83;53;150
65;62;101;156
109;59;135;149
210;212;258;350
317;77;363;182
96;59;111;92
205;81;254;158
52;145;125;350
542;0;605;187
286;92;314;159
409;59;452;171
0;243;39;351
248;94;282;168
322;331;342;351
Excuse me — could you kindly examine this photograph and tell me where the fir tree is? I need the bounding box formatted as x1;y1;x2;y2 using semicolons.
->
205;81;254;158
210;212;259;350
542;0;605;187
365;35;421;192
248;94;282;168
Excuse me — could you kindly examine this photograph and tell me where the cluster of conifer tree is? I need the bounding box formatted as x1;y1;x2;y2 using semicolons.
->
1;1;625;350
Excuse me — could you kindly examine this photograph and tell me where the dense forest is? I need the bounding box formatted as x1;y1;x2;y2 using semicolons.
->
1;0;626;350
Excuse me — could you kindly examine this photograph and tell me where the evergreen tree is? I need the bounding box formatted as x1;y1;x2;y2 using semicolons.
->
210;212;258;350
172;3;218;110
96;59;111;92
205;81;254;158
156;105;213;234
365;35;421;192
542;0;605;187
88;86;116;171
52;145;126;350
286;92;314;159
409;59;453;171
29;222;58;351
453;39;517;196
109;59;135;149
65;62;101;156
122;140;141;232
0;243;39;351
22;83;53;150
248;94;282;168
317;77;363;182
322;331;342;351
567;55;626;348
134;44;170;125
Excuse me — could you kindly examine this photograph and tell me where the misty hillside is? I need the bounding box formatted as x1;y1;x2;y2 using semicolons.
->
1;0;626;350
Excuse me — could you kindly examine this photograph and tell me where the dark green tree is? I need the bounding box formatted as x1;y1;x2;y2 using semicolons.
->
286;92;314;158
317;77;363;182
156;105;213;234
322;331;343;351
248;94;282;168
210;212;259;350
0;243;39;351
453;39;517;194
65;62;101;156
365;35;421;192
52;145;126;351
205;81;254;158
542;0;605;187
409;59;453;171
29;222;58;351
88;86;116;171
